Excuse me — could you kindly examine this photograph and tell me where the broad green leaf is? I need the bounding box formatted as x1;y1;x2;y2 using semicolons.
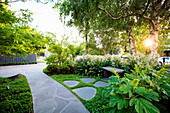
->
135;98;160;113
131;79;140;87
119;84;131;94
117;98;125;110
129;98;137;106
161;84;170;97
109;76;119;84
109;95;123;108
135;87;159;101
129;91;132;98
109;98;119;107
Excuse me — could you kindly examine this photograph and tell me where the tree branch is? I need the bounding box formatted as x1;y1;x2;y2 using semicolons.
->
142;0;150;15
142;16;156;29
98;6;136;20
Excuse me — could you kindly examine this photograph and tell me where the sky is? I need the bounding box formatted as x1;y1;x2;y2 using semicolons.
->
9;1;84;44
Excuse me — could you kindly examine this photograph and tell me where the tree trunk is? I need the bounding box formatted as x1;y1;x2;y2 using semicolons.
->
106;45;109;54
150;30;159;57
103;43;106;55
85;33;88;54
127;27;137;54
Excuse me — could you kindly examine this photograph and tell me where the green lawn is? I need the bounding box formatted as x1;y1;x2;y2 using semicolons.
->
0;75;33;113
51;74;109;113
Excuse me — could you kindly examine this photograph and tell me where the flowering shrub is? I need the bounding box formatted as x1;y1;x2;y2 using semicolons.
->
74;55;112;76
73;53;160;76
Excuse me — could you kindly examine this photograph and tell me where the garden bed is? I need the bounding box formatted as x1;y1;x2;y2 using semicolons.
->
0;75;33;113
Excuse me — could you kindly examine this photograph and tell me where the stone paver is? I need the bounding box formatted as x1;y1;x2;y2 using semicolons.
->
0;63;89;113
94;81;110;87
80;78;95;83
63;81;79;87
101;78;111;82
72;87;96;100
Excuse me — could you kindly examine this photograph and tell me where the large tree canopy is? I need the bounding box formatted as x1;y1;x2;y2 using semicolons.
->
0;3;46;56
55;0;169;56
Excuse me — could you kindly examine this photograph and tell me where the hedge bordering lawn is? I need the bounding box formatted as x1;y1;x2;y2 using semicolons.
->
0;62;37;66
0;75;33;113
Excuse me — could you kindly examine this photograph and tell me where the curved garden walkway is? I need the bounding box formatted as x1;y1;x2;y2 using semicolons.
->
0;63;89;113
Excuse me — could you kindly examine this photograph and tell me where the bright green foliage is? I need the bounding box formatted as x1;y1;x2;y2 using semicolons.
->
0;4;46;56
103;64;169;113
0;75;33;113
46;35;84;65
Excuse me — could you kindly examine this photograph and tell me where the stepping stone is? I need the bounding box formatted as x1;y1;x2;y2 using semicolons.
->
101;78;111;82
63;81;79;87
72;87;96;100
80;78;95;83
94;81;110;87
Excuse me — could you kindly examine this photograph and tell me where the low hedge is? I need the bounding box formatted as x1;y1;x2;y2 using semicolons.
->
0;62;37;66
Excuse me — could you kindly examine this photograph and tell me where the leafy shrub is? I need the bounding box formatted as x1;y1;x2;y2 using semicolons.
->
43;68;50;74
45;54;58;64
46;64;58;74
15;62;19;65
11;62;15;65
103;64;169;113
44;63;74;75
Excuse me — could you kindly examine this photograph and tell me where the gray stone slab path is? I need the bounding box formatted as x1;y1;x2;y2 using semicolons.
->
73;87;96;100
80;78;95;83
0;63;89;113
101;78;111;82
94;81;110;87
63;80;79;87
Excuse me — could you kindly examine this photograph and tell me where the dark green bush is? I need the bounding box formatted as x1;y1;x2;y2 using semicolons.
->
11;62;15;65
46;64;58;74
44;64;74;75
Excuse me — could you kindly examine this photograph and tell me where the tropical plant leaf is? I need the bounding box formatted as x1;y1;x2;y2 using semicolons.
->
129;98;137;106
135;98;160;113
135;87;159;101
109;76;119;85
110;68;120;78
131;79;140;87
161;84;170;97
119;84;131;94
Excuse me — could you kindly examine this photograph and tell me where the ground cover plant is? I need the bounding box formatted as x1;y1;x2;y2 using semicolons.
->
0;75;33;113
